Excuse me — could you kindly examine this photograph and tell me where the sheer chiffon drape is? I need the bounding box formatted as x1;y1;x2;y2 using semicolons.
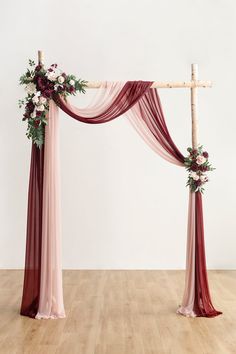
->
55;84;221;318
21;81;221;319
20;144;44;317
38;81;151;318
126;90;184;166
53;81;152;123
36;101;65;319
126;89;221;317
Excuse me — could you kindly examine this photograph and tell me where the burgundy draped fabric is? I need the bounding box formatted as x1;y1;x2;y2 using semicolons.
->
20;144;44;317
128;87;185;164
53;81;153;123
194;193;222;317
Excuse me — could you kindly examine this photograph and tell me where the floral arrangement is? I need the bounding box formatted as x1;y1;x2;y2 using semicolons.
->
19;59;87;147
184;146;214;193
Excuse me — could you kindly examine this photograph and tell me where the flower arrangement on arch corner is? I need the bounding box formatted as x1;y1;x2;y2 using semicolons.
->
18;59;87;148
184;146;215;193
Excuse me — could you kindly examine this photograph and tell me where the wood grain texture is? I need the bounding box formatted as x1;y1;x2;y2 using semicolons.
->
191;64;199;148
86;80;212;89
0;270;234;354
36;53;212;89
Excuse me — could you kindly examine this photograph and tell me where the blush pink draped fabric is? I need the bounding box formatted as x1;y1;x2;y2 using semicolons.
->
177;191;196;317
36;101;65;319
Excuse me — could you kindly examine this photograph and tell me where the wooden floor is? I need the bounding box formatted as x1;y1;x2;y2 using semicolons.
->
0;270;235;354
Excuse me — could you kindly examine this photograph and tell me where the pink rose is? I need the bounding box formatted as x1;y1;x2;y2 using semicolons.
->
196;155;206;165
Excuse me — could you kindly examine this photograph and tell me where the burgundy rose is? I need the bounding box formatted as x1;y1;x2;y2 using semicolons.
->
195;180;202;187
36;111;41;117
199;165;208;172
36;75;53;93
23;112;30;120
69;86;75;93
203;151;209;158
35;65;42;71
42;89;53;98
191;149;198;155
49;82;55;90
34;120;40;128
191;163;198;172
26;101;34;113
57;86;63;93
36;75;47;91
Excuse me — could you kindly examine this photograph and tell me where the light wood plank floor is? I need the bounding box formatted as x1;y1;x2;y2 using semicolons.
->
0;270;235;354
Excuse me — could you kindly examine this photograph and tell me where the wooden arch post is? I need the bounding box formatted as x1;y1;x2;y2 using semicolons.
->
191;63;199;149
38;50;44;65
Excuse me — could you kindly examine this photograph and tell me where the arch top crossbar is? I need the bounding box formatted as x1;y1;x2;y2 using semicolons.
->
37;51;212;89
85;80;212;89
37;50;209;150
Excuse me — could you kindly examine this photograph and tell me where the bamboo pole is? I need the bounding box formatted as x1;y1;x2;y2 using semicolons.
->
36;51;211;90
191;64;199;148
86;80;211;89
38;50;44;65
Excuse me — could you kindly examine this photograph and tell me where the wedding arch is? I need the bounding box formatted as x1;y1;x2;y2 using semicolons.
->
19;51;222;319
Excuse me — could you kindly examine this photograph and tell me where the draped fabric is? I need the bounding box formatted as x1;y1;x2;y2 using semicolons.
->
193;193;221;317
20;144;44;317
21;81;221;319
36;101;65;319
177;192;222;317
21;81;151;318
177;191;196;317
126;88;184;166
53;81;152;123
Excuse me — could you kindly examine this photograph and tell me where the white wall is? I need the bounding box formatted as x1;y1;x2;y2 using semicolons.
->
1;0;235;269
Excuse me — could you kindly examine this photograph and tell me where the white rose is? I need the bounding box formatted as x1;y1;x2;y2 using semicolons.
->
58;76;65;84
69;79;75;86
200;175;208;182
25;83;37;95
47;72;57;81
37;104;45;112
31;110;36;119
32;95;39;104
54;68;61;77
190;171;199;181
39;96;47;104
196;155;206;165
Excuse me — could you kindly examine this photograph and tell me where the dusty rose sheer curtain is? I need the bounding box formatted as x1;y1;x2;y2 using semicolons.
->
36;101;65;319
21;81;221;319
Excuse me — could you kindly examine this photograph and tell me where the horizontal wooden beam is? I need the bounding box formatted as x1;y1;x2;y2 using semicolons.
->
86;80;212;89
37;51;212;89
